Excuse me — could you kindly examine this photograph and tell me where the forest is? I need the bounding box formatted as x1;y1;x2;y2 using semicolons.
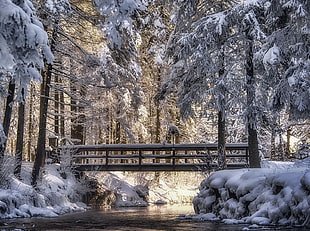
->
0;0;309;186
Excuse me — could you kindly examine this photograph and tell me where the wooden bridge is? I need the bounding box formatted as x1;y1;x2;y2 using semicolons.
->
56;143;249;172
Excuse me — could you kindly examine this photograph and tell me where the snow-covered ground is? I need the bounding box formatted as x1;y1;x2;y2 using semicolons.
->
192;158;310;227
0;162;88;218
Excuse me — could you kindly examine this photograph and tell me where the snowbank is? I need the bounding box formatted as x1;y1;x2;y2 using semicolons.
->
0;163;88;219
193;158;310;227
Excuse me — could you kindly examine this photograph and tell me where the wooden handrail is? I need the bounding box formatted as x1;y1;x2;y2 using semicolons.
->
59;143;248;152
56;143;249;171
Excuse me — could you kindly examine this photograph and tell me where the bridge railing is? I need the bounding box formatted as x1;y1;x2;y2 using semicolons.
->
57;143;249;171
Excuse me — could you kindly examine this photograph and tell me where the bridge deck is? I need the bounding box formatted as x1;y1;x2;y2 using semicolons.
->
57;143;249;171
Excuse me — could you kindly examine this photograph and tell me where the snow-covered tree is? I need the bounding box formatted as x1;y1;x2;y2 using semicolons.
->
0;0;53;169
239;1;267;167
92;0;148;143
159;0;309;166
257;0;310;120
31;0;71;186
248;0;310;159
159;0;261;168
137;1;174;143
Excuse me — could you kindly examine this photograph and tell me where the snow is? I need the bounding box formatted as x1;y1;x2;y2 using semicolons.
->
193;158;310;227
0;35;15;70
0;163;88;219
263;44;280;67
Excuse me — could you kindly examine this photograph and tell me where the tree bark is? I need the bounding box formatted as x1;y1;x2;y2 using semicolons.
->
31;62;53;186
0;80;15;162
248;124;260;167
217;42;226;169
270;127;276;160
115;120;121;144
59;78;65;137
155;105;161;143
246;38;261;168
286;126;291;158
27;85;35;161
218;111;226;169
155;72;161;144
14;89;25;179
31;10;57;186
70;84;85;144
54;75;60;136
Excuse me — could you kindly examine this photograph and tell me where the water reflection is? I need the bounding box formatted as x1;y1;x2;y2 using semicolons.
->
0;204;308;231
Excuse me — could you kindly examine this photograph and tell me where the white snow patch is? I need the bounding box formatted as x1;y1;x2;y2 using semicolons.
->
0;163;88;219
193;158;310;227
263;44;281;67
192;212;219;221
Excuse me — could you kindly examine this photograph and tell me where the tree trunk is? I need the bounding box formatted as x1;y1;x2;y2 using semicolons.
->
155;105;161;143
31;13;57;186
0;80;15;162
70;84;85;144
286;126;291;158
115;120;121;144
248;124;260;167
218;111;226;169
155;71;162;144
27;85;35;161
270;128;276;160
31;62;53;186
54;75;60;136
59;78;65;137
246;38;261;168
217;42;226;169
14;89;25;179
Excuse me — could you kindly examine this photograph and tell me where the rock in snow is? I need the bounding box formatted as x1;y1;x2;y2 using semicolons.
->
193;158;310;227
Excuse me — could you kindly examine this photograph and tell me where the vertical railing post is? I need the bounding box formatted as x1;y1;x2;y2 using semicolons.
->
106;150;109;166
172;148;175;166
139;150;142;167
184;150;187;163
86;150;89;164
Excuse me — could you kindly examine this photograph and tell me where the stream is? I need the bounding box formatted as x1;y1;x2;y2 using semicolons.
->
0;204;307;231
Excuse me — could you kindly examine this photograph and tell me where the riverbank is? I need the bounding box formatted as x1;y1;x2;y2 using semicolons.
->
0;162;88;218
0;160;205;218
192;158;310;227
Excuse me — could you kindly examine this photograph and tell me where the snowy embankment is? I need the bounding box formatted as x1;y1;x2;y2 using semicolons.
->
0;161;204;219
192;158;310;227
0;163;88;218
